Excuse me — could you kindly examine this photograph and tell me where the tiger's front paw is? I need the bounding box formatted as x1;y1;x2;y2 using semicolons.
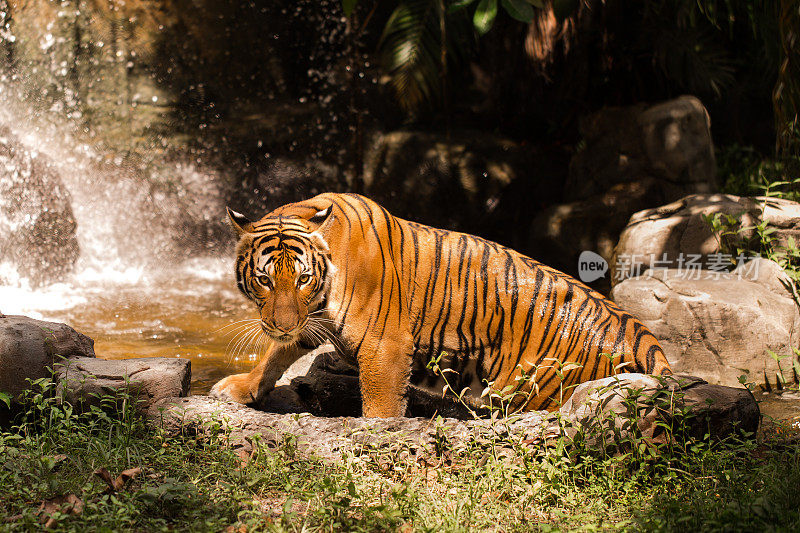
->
209;373;257;404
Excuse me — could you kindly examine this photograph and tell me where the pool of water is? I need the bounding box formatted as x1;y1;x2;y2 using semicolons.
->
757;390;800;429
0;259;261;394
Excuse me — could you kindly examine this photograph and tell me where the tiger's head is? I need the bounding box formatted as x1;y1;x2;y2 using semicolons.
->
227;204;333;345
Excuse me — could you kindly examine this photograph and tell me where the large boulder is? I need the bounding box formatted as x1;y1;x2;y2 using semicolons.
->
560;373;759;443
611;193;800;286
611;258;800;388
0;315;94;399
529;96;717;279
566;95;717;201
363;130;560;246
0;126;79;286
57;356;191;410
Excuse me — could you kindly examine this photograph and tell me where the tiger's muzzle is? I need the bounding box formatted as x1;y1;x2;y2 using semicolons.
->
261;319;305;343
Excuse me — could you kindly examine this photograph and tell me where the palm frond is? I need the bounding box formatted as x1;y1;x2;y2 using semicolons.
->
378;0;473;118
651;24;736;98
775;0;800;156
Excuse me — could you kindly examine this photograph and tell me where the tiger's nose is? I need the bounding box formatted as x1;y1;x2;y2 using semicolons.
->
272;308;299;332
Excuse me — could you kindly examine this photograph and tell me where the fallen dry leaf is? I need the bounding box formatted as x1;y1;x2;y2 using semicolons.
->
37;493;83;528
50;454;68;464
235;448;251;468
93;466;142;494
119;467;142;485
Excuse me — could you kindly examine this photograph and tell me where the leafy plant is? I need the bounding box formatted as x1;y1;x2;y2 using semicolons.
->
0;390;10;409
2;373;800;530
377;0;472;118
701;211;750;258
345;0;543;117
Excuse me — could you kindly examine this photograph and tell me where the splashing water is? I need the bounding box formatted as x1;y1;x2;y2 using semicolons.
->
0;83;260;393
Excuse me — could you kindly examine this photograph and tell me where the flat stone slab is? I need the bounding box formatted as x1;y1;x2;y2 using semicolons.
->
148;373;758;460
57;356;191;410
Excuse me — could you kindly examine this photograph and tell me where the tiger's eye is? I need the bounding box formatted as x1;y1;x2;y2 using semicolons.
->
298;273;311;285
257;275;273;289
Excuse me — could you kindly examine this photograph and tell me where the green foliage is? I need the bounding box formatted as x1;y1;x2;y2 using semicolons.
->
646;12;736;98
0;390;10;409
378;1;468;117
472;0;499;35
341;0;358;17
368;0;786;130
373;0;541;116
703;176;800;284
3;375;800;531
632;1;781;101
718;143;800;199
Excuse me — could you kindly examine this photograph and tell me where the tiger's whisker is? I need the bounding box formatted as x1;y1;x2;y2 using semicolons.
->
214;319;262;334
228;325;261;363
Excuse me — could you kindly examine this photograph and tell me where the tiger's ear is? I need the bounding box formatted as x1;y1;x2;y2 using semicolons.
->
307;205;332;231
308;205;333;254
227;207;253;237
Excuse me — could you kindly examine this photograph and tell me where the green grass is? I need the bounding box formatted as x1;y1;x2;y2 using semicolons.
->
1;379;799;532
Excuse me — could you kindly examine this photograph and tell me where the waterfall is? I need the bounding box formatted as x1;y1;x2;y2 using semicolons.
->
0;0;352;319
0;88;237;319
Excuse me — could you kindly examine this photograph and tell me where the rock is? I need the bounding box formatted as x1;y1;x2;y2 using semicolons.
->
528;178;666;276
529;96;717;281
611;258;800;387
150;394;556;461
148;373;758;460
56;357;191;411
611;193;800;286
259;345;477;419
362;130;558;245
680;381;761;439
260;345;358;415
566;95;717;202
560;373;759;443
0;126;79;286
0;315;94;399
282;352;361;417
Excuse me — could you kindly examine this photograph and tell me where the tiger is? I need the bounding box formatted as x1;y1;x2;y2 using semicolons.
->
210;192;672;417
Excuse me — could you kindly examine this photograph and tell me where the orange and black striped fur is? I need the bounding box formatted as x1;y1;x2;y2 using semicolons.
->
211;193;671;417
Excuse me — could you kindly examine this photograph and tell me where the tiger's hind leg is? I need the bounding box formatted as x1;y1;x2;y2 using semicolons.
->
210;342;317;405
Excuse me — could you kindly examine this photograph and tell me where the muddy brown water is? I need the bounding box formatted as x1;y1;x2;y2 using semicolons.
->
2;270;261;395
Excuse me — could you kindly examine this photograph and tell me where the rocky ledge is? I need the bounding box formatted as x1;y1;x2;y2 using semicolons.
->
0;315;760;461
147;373;758;461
